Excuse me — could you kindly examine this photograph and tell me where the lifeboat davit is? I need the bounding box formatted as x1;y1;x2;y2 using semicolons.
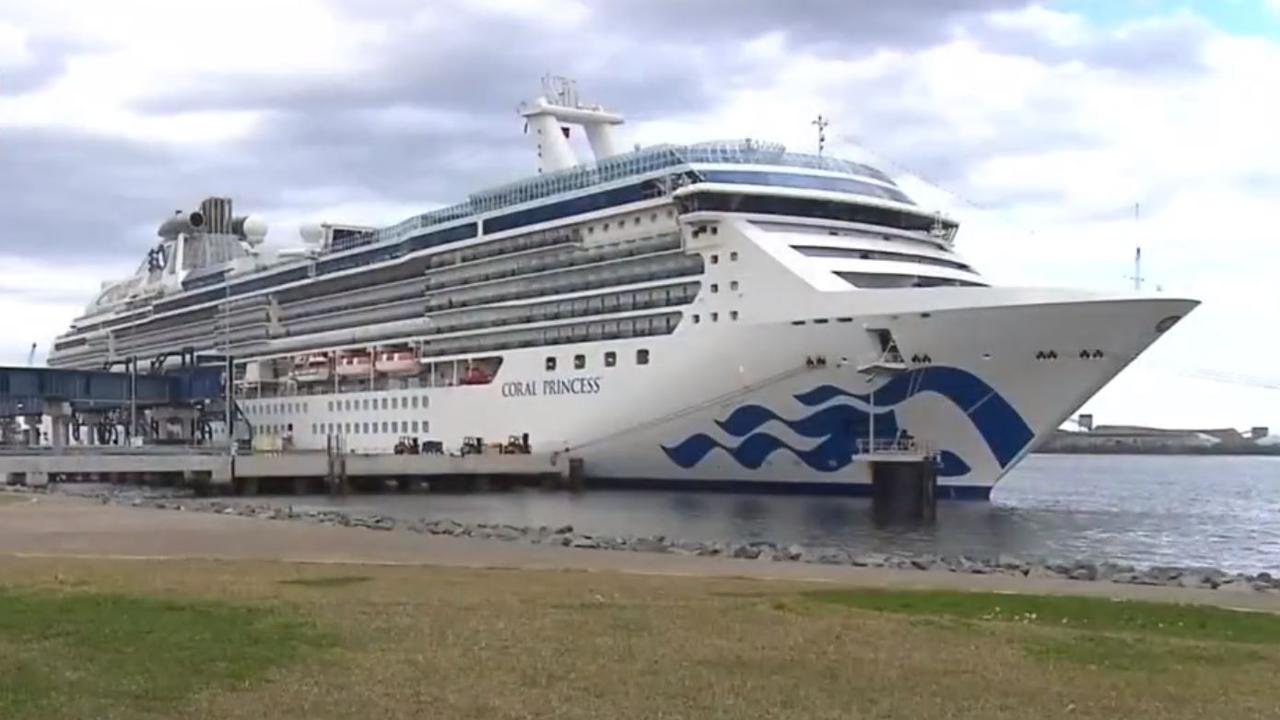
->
335;349;373;378
375;348;418;377
293;353;332;383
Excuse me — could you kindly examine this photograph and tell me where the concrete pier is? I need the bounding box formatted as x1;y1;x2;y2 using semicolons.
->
871;460;938;524
0;448;570;495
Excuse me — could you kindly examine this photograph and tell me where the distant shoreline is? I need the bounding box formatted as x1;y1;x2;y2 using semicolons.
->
1032;447;1280;456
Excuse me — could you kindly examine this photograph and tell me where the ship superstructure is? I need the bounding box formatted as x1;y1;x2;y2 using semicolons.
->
48;78;1196;497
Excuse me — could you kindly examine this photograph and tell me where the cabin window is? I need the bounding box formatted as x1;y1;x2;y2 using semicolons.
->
327;401;334;412
637;349;651;365
730;281;739;291
731;310;739;321
711;312;719;322
382;421;389;433
363;422;371;434
730;251;739;261
362;399;370;411
381;398;389;410
692;314;700;324
411;396;419;409
546;356;557;371
412;420;420;433
710;254;719;264
574;354;586;370
422;396;430;408
604;351;617;367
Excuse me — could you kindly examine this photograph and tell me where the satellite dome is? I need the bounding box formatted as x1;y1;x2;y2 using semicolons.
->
232;214;269;244
299;224;324;246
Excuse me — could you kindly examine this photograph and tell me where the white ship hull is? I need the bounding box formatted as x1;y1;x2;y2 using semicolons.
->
240;290;1193;498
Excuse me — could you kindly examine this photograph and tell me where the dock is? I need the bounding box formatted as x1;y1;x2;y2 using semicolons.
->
0;447;574;495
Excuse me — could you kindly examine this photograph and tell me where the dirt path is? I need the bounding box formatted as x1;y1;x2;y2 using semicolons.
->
4;492;1278;611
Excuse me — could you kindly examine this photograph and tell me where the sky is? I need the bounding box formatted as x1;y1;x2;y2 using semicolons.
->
0;0;1278;430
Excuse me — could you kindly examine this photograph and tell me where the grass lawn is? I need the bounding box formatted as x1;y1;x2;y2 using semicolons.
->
2;556;1279;719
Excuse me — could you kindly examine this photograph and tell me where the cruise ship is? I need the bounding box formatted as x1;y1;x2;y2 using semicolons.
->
48;78;1197;498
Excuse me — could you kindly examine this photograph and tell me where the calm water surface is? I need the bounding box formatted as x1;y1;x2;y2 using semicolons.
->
246;454;1280;572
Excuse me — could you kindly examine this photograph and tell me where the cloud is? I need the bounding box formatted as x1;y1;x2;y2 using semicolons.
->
977;5;1216;75
0;255;131;366
590;0;1031;54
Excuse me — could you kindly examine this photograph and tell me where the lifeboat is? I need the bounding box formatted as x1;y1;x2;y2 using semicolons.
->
375;347;418;376
335;349;373;378
292;353;332;383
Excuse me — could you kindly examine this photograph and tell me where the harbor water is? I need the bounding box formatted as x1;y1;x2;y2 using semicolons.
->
157;455;1280;573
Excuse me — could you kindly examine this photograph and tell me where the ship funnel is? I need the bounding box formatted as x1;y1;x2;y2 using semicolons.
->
157;210;205;238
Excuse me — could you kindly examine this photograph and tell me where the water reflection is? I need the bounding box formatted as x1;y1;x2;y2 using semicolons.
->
232;454;1280;572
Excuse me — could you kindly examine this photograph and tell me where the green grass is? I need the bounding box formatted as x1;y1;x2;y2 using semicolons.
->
278;575;373;588
807;589;1280;644
4;558;1280;719
1024;634;1265;672
809;588;1280;673
0;587;333;720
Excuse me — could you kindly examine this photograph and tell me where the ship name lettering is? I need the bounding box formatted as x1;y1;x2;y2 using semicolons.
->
500;376;602;398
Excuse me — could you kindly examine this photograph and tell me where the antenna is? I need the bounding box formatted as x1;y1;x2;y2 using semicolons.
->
811;114;830;157
1126;202;1145;291
26;342;36;366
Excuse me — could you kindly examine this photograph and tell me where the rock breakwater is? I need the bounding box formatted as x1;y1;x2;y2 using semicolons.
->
58;488;1278;594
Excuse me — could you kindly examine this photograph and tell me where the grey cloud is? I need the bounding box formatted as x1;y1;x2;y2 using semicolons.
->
825;66;1101;209
137;7;727;122
972;12;1215;75
0;0;1219;266
0;129;185;260
1;33;111;96
0;112;534;263
1;37;76;96
588;0;1033;54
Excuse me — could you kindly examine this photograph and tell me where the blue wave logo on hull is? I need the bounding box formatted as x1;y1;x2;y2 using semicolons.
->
661;366;1032;477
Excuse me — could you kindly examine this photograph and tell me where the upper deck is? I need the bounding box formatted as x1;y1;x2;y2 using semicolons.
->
368;140;912;249
60;137;949;344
